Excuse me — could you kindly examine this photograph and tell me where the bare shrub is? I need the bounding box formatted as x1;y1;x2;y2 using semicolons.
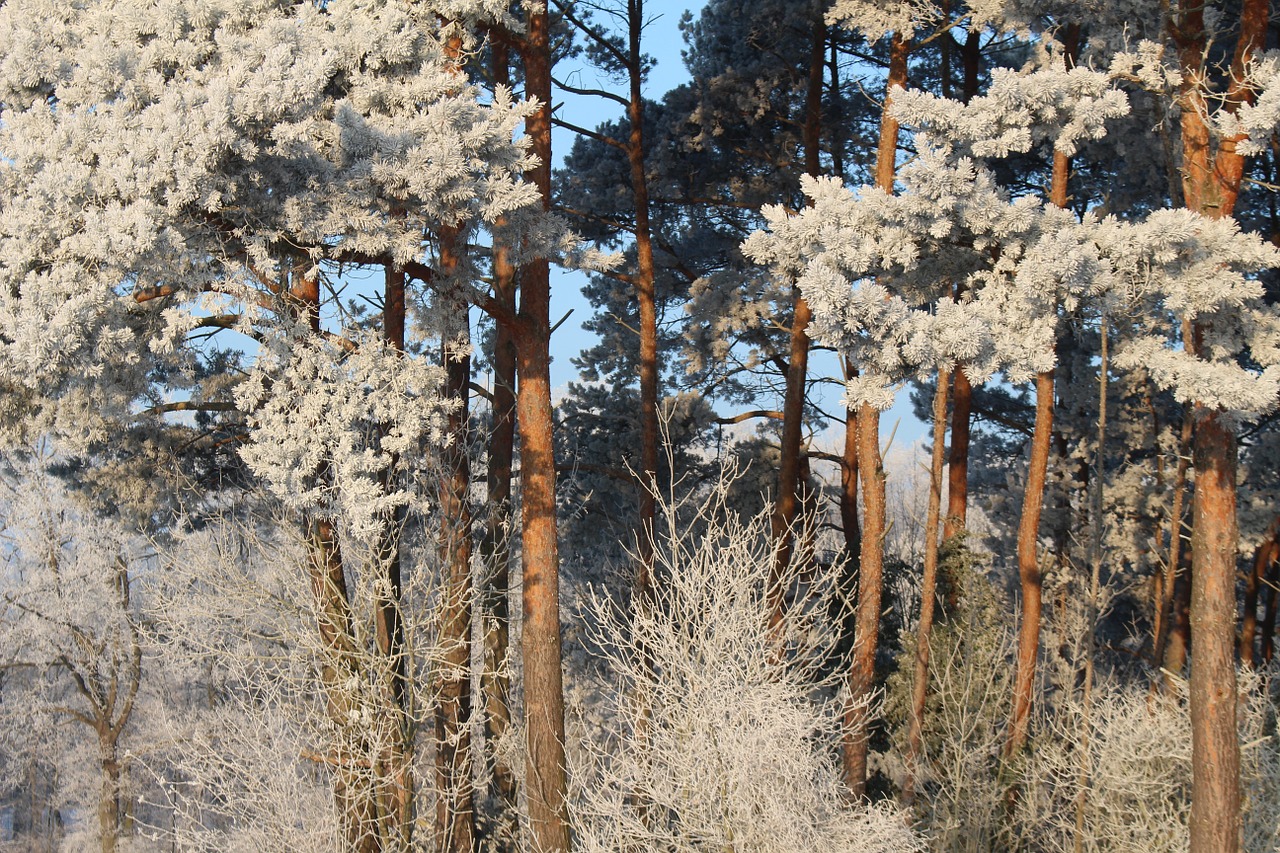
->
567;466;923;853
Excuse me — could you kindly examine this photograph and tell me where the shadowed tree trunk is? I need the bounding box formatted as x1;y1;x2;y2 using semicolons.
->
1239;518;1279;666
97;737;122;853
903;368;950;804
832;358;861;671
481;39;521;826
943;27;982;542
1261;534;1280;664
93;557;141;853
376;264;412;849
843;31;907;798
839;359;861;561
1156;404;1194;676
770;8;827;625
435;229;476;852
293;268;384;851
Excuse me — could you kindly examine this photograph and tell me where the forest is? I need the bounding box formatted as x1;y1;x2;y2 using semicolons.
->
1;0;1279;851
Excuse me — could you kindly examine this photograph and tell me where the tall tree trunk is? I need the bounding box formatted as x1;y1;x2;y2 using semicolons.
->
627;0;660;599
1188;407;1242;851
308;514;380;852
942;27;982;542
844;401;886;798
834;358;860;669
1005;367;1054;757
1165;548;1194;674
1073;318;1109;853
436;256;475;851
842;30;907;798
95;557;141;853
1004;36;1076;752
482;39;520;823
294;269;383;851
944;365;972;540
769;9;826;620
377;265;412;849
903;368;949;805
1172;0;1267;846
432;33;475;850
1156;405;1194;674
516;5;571;847
839;359;861;561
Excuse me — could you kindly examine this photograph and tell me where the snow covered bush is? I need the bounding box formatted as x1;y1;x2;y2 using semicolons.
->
1010;668;1280;853
137;504;463;852
0;454;150;851
566;466;923;853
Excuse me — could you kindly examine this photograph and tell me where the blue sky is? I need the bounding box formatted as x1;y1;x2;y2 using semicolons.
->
547;0;700;393
544;0;929;451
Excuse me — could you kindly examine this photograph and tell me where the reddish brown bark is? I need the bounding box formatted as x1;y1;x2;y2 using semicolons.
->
842;31;907;799
769;10;826;617
516;5;571;848
1262;538;1280;664
627;0;659;596
1005;368;1055;757
1239;518;1280;666
1187;408;1242;851
1005;33;1076;754
903;369;950;804
1171;0;1267;847
844;402;886;799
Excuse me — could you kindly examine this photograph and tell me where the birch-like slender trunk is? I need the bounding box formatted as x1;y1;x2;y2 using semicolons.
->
902;369;949;804
1073;318;1108;853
